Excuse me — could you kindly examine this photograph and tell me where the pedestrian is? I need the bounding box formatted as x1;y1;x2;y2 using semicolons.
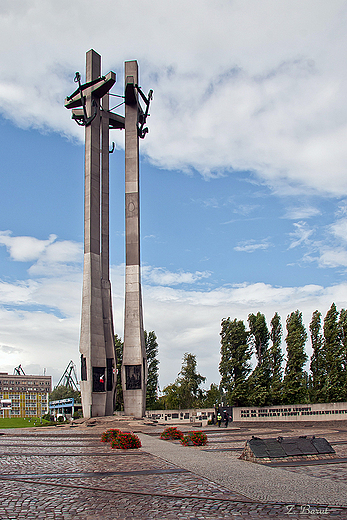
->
224;412;229;428
211;413;215;425
217;411;222;427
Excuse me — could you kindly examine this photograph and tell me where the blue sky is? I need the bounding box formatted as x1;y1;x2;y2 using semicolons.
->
1;0;347;388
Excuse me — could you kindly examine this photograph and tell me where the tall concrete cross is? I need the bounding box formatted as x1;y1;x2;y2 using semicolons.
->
121;60;148;418
65;49;124;418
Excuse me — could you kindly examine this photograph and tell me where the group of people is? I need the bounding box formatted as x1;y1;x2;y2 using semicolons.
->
211;410;229;427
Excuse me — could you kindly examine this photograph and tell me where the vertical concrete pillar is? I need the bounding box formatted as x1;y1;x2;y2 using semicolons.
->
65;49;119;419
122;60;147;417
79;49;114;418
101;92;117;416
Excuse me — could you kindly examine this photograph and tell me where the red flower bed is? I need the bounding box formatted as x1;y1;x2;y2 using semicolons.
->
110;432;142;450
101;429;121;443
160;426;184;440
181;431;207;446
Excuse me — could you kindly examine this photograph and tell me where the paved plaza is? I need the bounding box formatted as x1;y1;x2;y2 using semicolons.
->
1;420;347;519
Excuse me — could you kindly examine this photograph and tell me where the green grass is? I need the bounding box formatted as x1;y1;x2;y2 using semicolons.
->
0;417;51;428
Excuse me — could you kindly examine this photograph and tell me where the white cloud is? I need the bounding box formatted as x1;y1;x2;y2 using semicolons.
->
329;217;347;244
1;236;347;388
288;221;314;249
284;206;321;220
318;249;347;268
0;231;57;262
0;1;347;194
142;266;211;286
234;239;271;253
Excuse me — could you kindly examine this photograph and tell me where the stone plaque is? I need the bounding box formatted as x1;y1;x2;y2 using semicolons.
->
312;437;335;454
125;365;142;390
245;436;335;460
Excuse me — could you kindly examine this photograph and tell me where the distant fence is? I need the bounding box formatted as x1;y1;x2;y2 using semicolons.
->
233;401;347;422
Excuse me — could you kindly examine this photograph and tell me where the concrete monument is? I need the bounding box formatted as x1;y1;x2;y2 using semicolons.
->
121;61;152;417
65;50;124;418
65;51;152;418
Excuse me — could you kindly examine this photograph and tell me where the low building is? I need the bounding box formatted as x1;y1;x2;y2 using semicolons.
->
49;398;82;419
0;372;52;418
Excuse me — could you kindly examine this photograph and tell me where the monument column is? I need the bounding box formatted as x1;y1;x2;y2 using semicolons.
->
65;49;119;418
101;91;117;416
80;50;106;418
121;60;147;417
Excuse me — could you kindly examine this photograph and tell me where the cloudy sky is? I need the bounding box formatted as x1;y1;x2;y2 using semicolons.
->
1;0;347;389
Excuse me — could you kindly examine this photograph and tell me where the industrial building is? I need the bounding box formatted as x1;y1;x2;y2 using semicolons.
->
0;372;52;418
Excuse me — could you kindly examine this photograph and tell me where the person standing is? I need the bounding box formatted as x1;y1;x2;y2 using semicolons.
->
217;411;222;427
224;412;229;428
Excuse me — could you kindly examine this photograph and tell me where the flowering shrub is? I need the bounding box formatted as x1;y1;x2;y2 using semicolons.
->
101;429;121;443
160;426;184;440
181;431;207;446
110;432;142;449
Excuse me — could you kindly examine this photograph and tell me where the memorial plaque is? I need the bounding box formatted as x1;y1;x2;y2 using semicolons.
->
281;439;303;456
265;439;287;458
248;438;269;458
296;437;318;455
244;435;335;461
125;365;142;390
312;437;335;454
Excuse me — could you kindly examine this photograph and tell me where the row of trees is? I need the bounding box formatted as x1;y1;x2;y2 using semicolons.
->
220;303;347;407
52;301;347;411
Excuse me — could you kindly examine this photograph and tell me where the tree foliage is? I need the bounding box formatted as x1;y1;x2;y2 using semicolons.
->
49;385;81;402
219;317;252;406
269;312;283;404
247;312;271;406
322;303;344;402
161;353;206;409
309;310;325;402
282;310;308;404
114;334;124;411
144;330;160;409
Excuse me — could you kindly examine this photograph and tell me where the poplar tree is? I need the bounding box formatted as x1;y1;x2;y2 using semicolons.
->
269;312;283;404
309;310;325;402
282;310;308;404
219;318;252;406
114;334;124;410
323;303;344;402
144;330;160;409
338;308;347;401
247;312;271;406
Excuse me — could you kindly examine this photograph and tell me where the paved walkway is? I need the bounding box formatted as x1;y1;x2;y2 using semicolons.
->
0;422;347;519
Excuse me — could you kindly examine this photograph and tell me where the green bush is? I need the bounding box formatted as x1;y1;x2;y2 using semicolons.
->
181;431;207;446
160;426;184;440
110;432;141;449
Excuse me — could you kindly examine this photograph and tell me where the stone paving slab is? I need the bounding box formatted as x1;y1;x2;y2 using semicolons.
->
138;433;347;507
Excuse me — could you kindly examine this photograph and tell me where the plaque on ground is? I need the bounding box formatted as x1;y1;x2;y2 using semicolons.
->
240;435;336;463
